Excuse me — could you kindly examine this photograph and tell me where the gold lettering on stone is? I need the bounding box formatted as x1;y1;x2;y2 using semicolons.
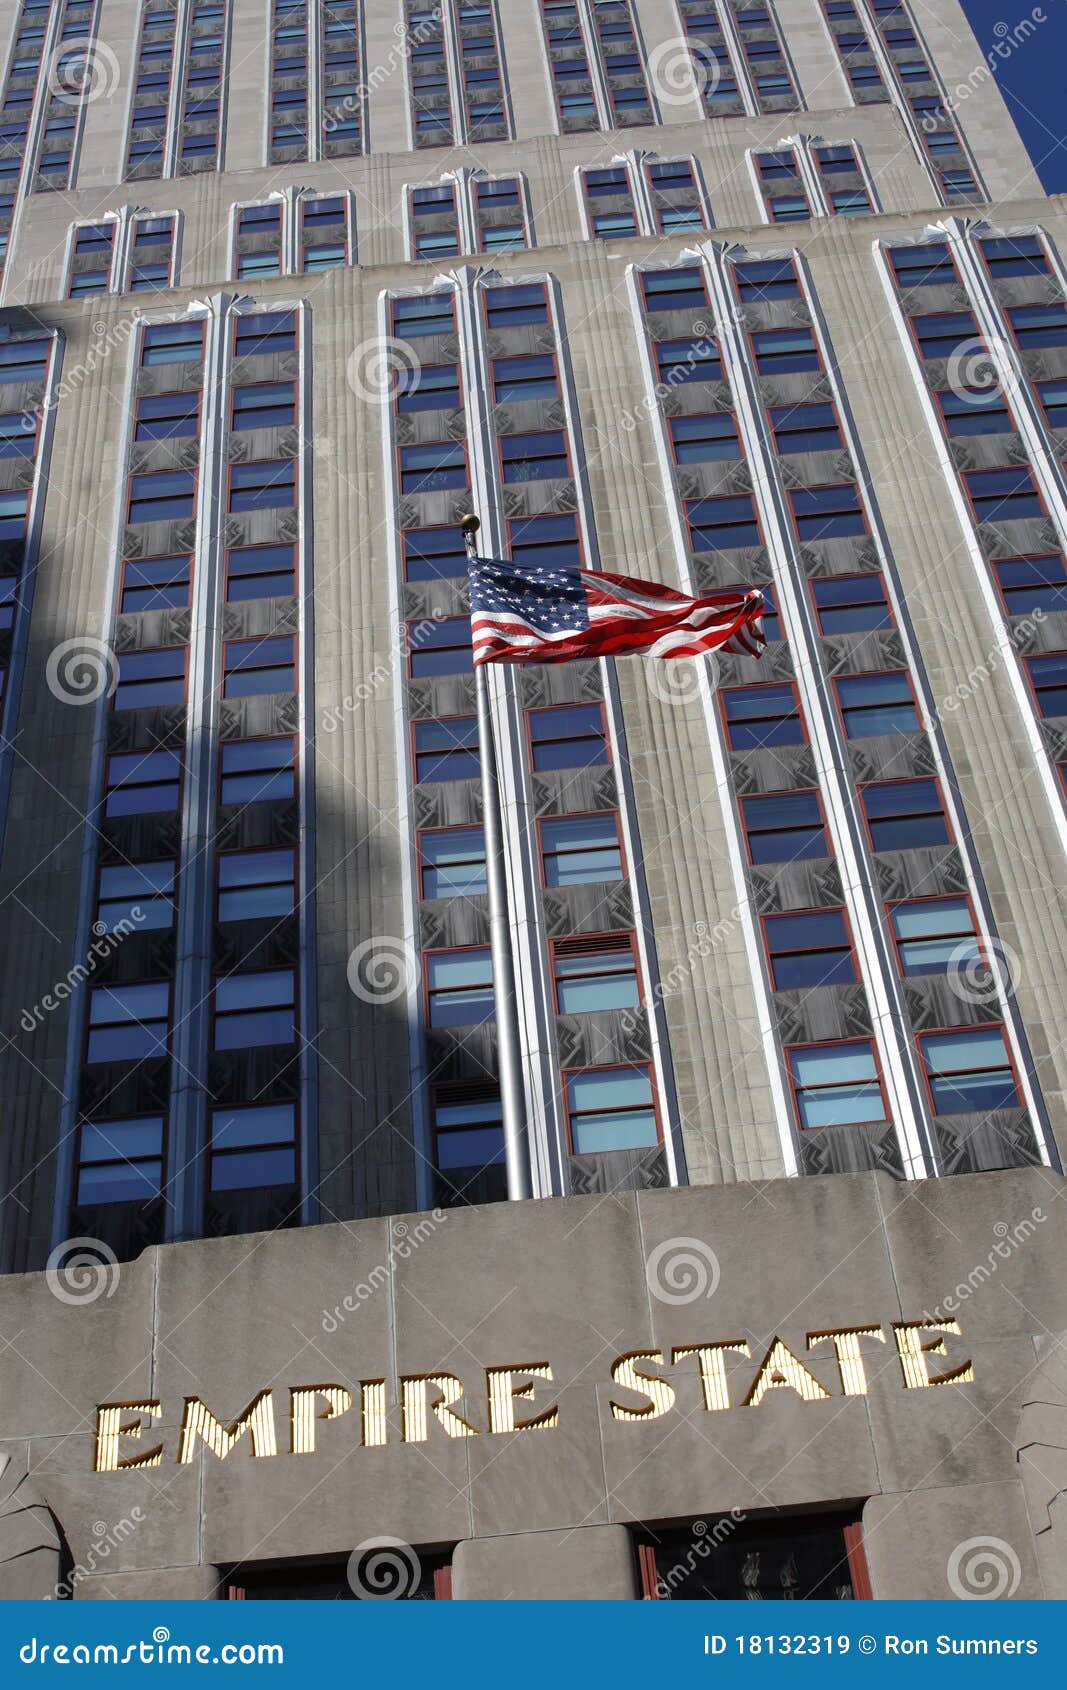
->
807;1327;886;1396
893;1321;974;1389
609;1351;676;1421
486;1364;559;1433
177;1391;278;1463
94;1402;163;1472
361;1380;388;1447
672;1342;751;1412
400;1374;479;1441
289;1386;352;1455
745;1339;830;1406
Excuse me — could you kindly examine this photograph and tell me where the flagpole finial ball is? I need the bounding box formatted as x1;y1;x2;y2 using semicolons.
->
461;512;481;538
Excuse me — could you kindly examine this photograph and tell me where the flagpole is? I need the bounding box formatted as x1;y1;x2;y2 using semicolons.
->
462;513;533;1202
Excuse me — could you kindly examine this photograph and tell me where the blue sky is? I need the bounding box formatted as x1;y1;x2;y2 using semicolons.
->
961;0;1067;192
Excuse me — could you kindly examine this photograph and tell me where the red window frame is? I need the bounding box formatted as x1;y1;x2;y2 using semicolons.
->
84;976;172;1068
139;320;205;367
788;480;868;543
126;468;198;526
935;386;1015;436
640;266;709;313
226;457;298;514
410;714;480;784
684;492;764;553
785;1036;890;1132
908;311;980;361
423;943;495;1029
536;808;626;888
223;542;297;602
231;310;297;359
990;553;1067;617
396;436;469;496
416;823;487;900
1023;650;1067;718
507;511;585;572
210;965;298;1054
112;644;189;711
738;786;832;868
914;1023;1023;1117
221;635;297;698
490;348;561;406
481;280;550;332
104;746;184;817
496;428;572;485
719;677;807;752
637;1513;872;1599
760;904;857;991
561;1060;662;1154
832;667;921;738
668;410;742;465
405;615;473;678
962;465;1045;526
748;325;822;375
217;733;299;808
229;380;297;430
524;699;611;770
858;775;950;854
214;842;298;926
884;891;981;979
550;930;640;1016
118;553;193;615
809;571;894;633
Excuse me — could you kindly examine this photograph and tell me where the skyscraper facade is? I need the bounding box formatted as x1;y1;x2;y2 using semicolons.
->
0;0;1065;1602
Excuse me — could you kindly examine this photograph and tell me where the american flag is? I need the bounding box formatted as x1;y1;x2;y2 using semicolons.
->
468;556;765;667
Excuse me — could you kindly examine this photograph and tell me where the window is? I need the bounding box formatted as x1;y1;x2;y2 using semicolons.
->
964;467;1043;524
214;970;295;1048
553;933;638;1014
509;514;581;571
769;403;842;455
76;1116;164;1206
753;329;820;374
400;441;467;494
740;790;829;864
937;388;1013;437
0;413;37;458
1025;653;1067;718
105;748;181;816
540;812;623;887
426;948;494;1026
639;1512;868;1601
210;1104;296;1192
500;431;568;482
769;195;810;224
861;778;949;851
69;270;109;299
0;577;15;631
912;312;979;359
889;243;956;289
480;224;526;253
919;1027;1020;1114
593;212;638;239
790;484;866;542
734;260;799;302
114;647;187;710
140;322;203;366
119;555;192;614
226;542;296;602
128;470;195;524
492;356;558;404
217;849;296;922
566;1066;657;1153
816;145;860;175
97;860;175;932
485;283;548;328
414;717;479;782
1009;304;1067;350
670;413;741;463
993;555;1067;617
220;737;296;805
979;235;1049;279
223;636;295;697
408;616;472;677
812;574;891;634
655;337;723;385
396;364;461;413
722;682;804;751
764;909;855;990
528;703;608;771
1036;380;1067;430
420;826;486;898
831;188;871;216
756;151;798;180
229;460;296;512
658;206;705;235
788;1041;888;1129
0;491;28;541
889;897;979;976
641;268;706;313
403;526;467;583
134;393;200;441
433;1085;504;1172
836;671;919;737
234;312;296;357
231;383;296;430
687;494;761;552
88;982;170;1063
